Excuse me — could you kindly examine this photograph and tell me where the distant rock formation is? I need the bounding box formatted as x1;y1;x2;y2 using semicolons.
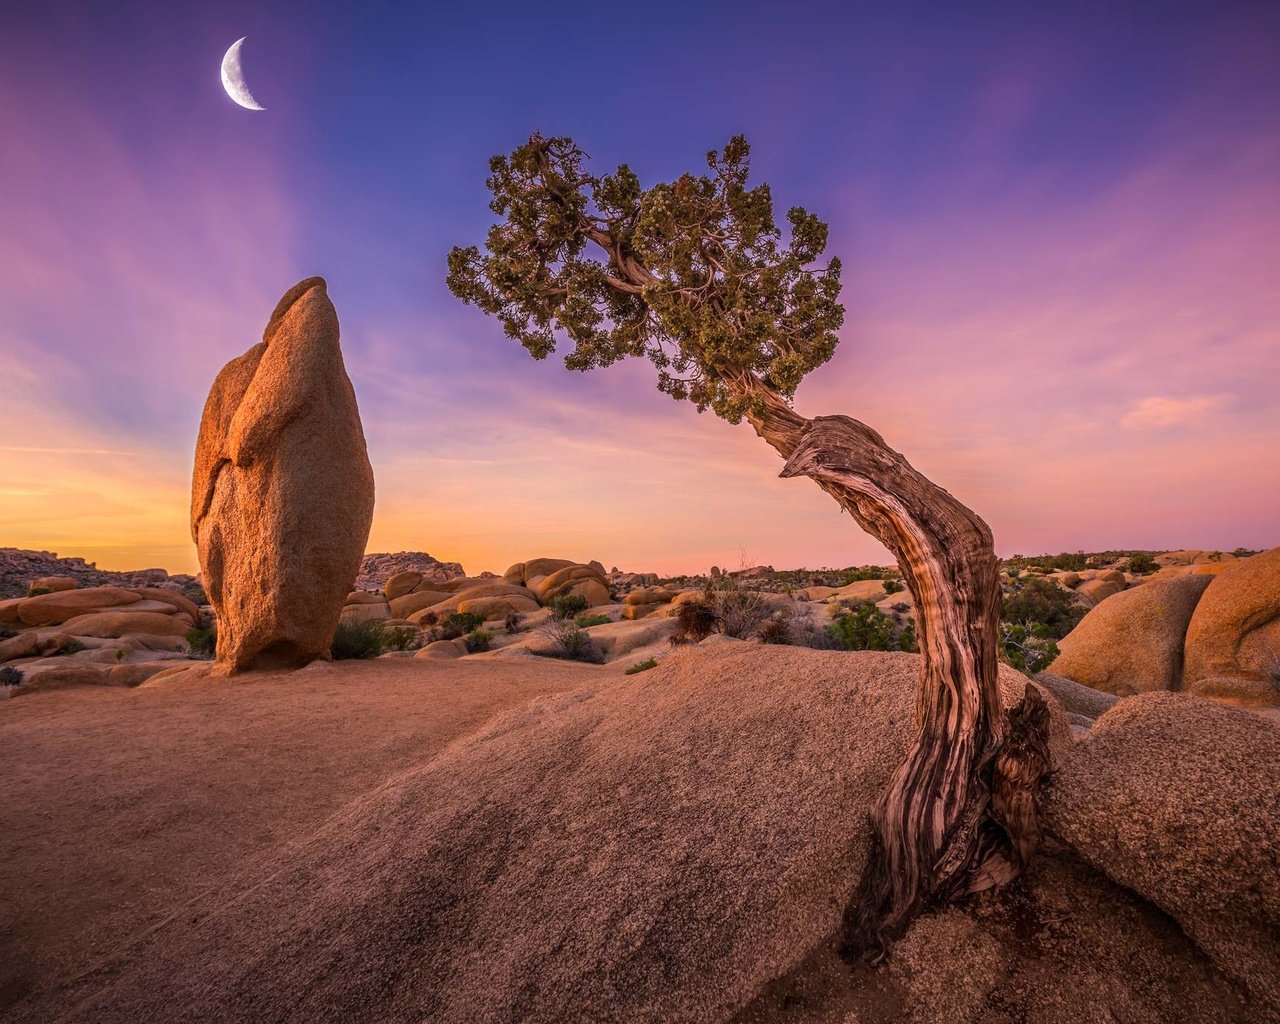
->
354;552;465;592
0;548;197;601
191;277;374;672
1048;545;1280;706
504;558;611;607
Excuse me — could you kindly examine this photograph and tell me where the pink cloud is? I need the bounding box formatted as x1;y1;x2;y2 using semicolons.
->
1119;395;1233;430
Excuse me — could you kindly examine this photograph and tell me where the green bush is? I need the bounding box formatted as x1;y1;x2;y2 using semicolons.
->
575;613;611;628
186;624;217;660
463;628;493;653
28;586;52;597
1000;622;1061;673
50;638;85;657
882;578;905;595
434;611;485;640
0;666;24;686
625;657;658;675
1001;578;1085;638
898;620;918;653
827;601;898;651
547;593;590;620
1127;553;1158;575
381;626;421;652
331;620;388;660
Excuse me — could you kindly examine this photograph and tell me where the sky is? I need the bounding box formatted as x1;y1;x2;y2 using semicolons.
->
1;0;1277;575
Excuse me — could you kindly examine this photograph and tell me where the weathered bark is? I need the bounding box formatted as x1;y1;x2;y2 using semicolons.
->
739;383;1051;959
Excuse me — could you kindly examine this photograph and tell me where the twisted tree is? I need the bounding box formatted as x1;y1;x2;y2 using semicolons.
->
447;135;1050;957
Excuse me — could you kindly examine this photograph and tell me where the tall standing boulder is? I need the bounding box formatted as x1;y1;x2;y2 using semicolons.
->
191;277;375;672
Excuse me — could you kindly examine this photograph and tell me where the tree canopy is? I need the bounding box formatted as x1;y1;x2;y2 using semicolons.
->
446;135;844;423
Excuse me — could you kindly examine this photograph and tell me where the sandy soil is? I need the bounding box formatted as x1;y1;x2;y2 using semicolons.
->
0;655;605;1013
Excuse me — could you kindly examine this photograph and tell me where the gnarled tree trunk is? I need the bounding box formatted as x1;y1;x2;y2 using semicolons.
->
739;383;1050;959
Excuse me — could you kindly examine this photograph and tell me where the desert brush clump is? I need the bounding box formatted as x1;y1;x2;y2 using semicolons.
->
463;629;494;653
27;586;53;597
0;665;23;687
827;601;917;652
670;600;721;645
999;576;1087;673
625;657;658;674
546;593;590;620
1126;552;1158;575
380;626;422;652
49;638;85;657
331;620;389;660
756;606;837;647
431;611;485;641
707;579;773;639
536;619;605;663
503;611;525;633
186;624;217;660
575;612;611;628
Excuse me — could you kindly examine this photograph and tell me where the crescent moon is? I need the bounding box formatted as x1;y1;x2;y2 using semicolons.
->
220;37;266;111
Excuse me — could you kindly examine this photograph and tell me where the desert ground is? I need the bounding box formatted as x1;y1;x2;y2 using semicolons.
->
2;543;1278;1023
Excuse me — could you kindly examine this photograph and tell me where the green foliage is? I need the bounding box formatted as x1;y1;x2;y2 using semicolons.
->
1001;578;1086;638
381;626;421;652
447;134;844;422
463;629;494;653
331;620;388;660
575;613;611;628
1000;623;1061;674
625;657;658;675
0;666;23;686
50;638;85;657
882;579;905;595
999;576;1086;674
898;621;918;653
1127;552;1158;576
825;601;917;652
546;593;590;620
434;611;485;640
186;625;217;660
27;587;52;597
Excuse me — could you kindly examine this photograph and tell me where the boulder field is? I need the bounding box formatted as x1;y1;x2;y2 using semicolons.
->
1050;545;1280;705
4;642;1274;1024
335;556;616;627
0;584;203;688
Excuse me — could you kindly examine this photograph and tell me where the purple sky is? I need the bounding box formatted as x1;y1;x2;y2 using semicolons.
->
1;1;1277;574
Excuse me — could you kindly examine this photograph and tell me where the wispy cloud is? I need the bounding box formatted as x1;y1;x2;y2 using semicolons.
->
1120;394;1233;430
